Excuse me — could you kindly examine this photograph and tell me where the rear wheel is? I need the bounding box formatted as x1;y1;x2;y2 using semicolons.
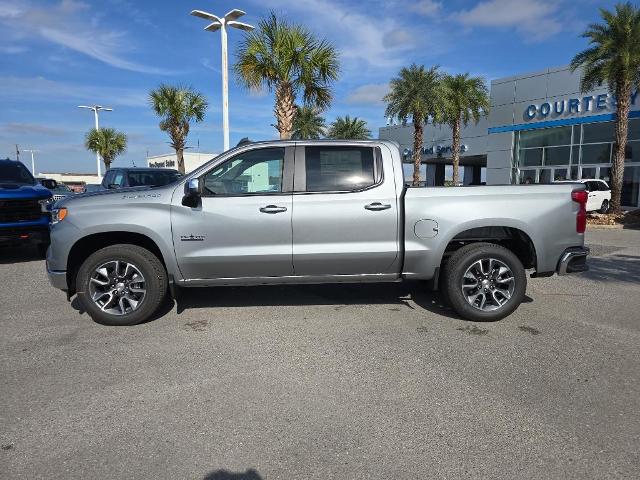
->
442;243;526;322
600;199;610;214
76;244;167;326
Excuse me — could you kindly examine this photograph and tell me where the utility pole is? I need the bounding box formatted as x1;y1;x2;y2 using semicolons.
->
23;149;39;175
191;8;254;152
15;144;20;162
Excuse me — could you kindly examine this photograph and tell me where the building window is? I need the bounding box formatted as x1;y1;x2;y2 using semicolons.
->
583;122;615;144
544;146;571;165
622;166;640;206
519;126;572;147
519;148;543;166
581;143;611;164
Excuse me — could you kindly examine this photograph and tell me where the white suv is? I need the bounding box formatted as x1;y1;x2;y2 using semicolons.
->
558;179;611;213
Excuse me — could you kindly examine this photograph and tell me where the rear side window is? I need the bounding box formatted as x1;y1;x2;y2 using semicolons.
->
597;181;609;191
304;146;378;192
113;172;125;187
128;171;180;187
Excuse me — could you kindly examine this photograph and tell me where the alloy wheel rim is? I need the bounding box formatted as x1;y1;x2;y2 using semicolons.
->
461;258;515;312
88;260;146;316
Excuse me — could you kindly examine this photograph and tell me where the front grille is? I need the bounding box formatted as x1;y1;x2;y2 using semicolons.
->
0;199;42;223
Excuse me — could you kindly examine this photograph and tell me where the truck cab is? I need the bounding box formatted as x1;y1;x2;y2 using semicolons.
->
0;159;54;254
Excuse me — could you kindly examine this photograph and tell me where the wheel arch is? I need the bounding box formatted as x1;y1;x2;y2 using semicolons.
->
439;223;538;271
66;231;169;295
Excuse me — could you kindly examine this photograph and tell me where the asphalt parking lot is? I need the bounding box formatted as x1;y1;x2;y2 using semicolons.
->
2;229;639;479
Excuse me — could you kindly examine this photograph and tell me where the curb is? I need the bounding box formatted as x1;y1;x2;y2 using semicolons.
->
587;222;640;230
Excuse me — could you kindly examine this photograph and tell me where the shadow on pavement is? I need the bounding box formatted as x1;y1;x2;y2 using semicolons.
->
580;254;640;285
203;469;262;480
0;245;44;264
174;282;463;320
70;282;539;325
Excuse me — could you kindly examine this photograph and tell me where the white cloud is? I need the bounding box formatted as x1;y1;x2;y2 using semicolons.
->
0;45;27;54
409;0;442;17
0;0;173;74
0;76;149;108
0;123;68;136
453;0;561;38
346;83;389;106
253;0;424;69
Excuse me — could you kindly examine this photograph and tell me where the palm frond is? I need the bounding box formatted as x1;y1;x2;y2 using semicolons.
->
327;115;371;139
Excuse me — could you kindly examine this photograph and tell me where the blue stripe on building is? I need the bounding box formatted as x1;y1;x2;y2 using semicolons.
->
488;110;640;134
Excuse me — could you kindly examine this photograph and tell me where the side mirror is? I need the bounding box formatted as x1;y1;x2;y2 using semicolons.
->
182;178;201;207
41;179;57;190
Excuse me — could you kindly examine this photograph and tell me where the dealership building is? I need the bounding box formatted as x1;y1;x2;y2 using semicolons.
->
379;64;640;207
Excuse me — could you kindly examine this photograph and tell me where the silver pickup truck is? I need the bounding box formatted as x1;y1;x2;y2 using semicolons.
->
46;140;589;326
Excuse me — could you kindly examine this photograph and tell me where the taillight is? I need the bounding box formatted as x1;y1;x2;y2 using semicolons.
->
571;189;588;233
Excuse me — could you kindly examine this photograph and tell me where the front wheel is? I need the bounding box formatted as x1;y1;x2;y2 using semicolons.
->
76;244;167;326
442;243;527;322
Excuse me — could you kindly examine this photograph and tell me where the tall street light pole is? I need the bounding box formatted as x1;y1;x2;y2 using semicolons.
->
191;8;254;152
23;149;39;175
78;105;112;178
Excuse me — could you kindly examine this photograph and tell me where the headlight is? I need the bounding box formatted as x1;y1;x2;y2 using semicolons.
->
39;198;54;212
51;208;68;224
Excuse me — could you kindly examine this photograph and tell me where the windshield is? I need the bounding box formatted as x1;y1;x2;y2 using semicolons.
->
127;170;180;187
0;162;35;186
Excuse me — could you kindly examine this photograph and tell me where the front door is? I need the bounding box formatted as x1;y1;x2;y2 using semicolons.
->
291;144;400;276
171;146;294;280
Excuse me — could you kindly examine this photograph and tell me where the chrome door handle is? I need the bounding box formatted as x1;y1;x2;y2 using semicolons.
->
259;205;287;214
364;202;391;211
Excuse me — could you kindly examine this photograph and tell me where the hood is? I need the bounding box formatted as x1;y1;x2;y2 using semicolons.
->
0;183;52;200
56;185;173;208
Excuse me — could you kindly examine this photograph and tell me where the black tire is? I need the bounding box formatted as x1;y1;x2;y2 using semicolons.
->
76;244;167;326
600;199;610;214
442;242;526;322
438;242;487;308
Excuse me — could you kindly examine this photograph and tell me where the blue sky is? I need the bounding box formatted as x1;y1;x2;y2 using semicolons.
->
0;0;621;174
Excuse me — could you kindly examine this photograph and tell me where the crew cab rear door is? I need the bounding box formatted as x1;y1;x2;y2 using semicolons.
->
291;144;400;276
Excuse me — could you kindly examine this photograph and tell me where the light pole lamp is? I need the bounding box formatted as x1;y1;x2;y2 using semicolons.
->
23;149;39;175
78;105;113;178
191;8;254;152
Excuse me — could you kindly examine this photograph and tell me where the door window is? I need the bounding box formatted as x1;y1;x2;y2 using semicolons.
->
113;172;125;187
202;148;285;195
304;146;378;192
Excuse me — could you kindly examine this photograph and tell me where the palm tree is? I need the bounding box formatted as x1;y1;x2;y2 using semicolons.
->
571;2;640;212
439;73;490;185
327;115;371;139
384;64;442;186
149;84;207;174
292;105;326;139
84;128;127;171
234;13;339;140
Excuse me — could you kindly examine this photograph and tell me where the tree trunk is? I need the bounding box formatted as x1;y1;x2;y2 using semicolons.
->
103;158;111;171
176;148;185;174
412;119;424;187
451;117;461;186
275;82;296;140
611;80;631;213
